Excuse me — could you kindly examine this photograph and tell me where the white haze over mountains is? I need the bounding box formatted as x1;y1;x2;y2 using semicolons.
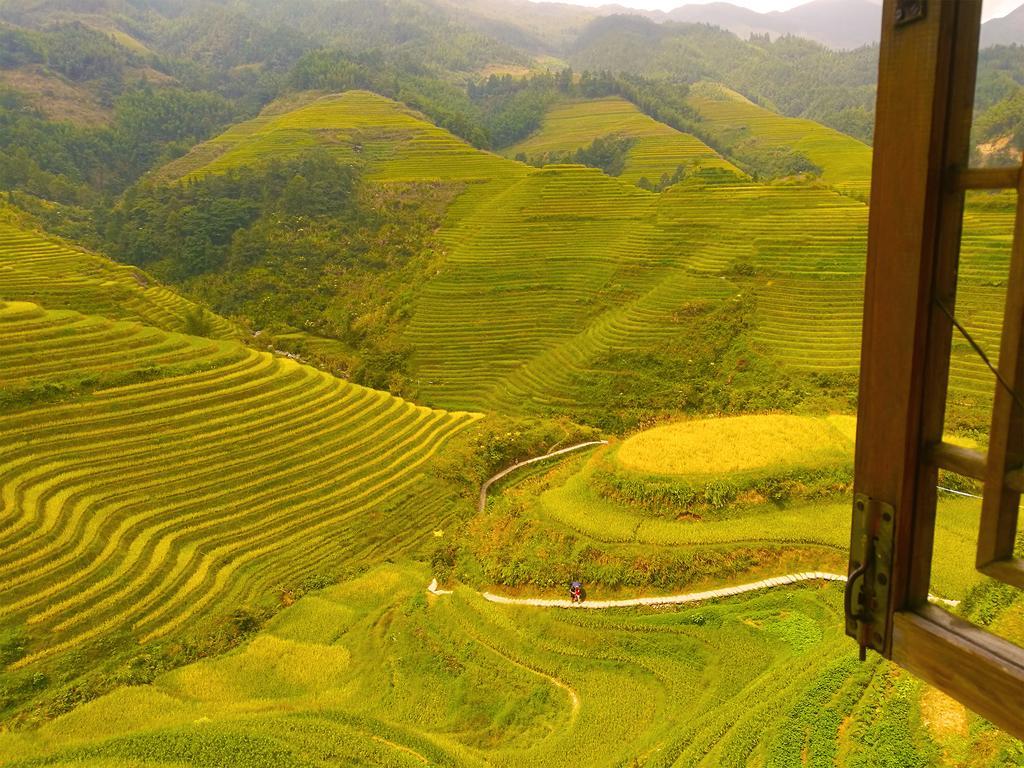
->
542;0;1019;21
524;0;1024;50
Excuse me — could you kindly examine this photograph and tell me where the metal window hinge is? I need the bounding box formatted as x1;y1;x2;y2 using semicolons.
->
845;494;896;660
894;0;926;27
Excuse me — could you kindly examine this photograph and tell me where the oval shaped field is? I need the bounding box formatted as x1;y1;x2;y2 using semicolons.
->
616;414;856;478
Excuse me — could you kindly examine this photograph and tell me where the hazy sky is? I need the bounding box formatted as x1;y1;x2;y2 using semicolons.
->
533;0;1024;22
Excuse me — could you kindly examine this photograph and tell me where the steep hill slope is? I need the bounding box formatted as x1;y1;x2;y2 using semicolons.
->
126;88;1013;433
686;82;873;199
159;90;526;185
0;210;481;722
140;91;858;427
504;95;741;185
0;211;237;340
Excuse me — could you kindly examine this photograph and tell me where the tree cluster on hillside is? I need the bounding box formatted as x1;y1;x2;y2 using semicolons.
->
729;142;822;181
107;151;363;280
972;49;1024;163
103;150;452;392
518;135;637;175
0;85;236;205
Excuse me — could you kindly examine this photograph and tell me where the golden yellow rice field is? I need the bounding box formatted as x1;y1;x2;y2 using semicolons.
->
616;414;856;477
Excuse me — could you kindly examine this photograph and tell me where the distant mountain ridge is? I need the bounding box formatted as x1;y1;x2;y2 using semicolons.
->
981;3;1024;47
585;0;1023;50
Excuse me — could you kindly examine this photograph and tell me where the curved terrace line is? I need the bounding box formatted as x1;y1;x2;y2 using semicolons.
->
477;440;609;512
473;443;961;610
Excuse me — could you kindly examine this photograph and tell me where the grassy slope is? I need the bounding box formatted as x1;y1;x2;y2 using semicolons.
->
504;437;986;601
0;210;480;717
504;95;742;184
0;209;238;340
144;89;1012;432
1;562;931;768
687;82;873;201
160;90;527;186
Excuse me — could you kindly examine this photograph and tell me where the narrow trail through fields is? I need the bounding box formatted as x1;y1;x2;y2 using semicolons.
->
477;440;609;512
467;443;962;611
478;573;959;609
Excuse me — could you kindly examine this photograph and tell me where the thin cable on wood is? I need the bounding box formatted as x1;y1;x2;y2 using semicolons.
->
935;297;1024;413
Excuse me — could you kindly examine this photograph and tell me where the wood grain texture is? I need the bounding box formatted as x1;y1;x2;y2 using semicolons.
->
893;606;1024;738
979;173;1024;573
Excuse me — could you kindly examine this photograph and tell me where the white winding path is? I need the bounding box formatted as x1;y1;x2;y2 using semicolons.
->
477;440;609;512
479;572;959;609
462;442;961;611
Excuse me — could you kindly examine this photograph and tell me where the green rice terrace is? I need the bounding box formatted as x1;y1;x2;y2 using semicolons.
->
1;74;1022;767
504;95;741;185
141;90;1011;430
684;82;873;201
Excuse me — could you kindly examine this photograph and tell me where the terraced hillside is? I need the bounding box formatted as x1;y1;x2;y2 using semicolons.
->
504;96;741;185
0;302;238;407
407;164;661;411
470;416;987;603
686;82;873;200
132;89;1015;433
0;213;237;340
0;346;478;668
160;90;526;186
948;191;1016;423
0;212;481;715
1;562;948;768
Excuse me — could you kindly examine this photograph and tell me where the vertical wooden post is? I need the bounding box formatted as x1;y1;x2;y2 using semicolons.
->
978;177;1024;588
851;0;982;654
851;1;1024;737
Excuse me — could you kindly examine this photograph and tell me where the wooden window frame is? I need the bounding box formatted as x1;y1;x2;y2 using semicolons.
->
848;0;1024;739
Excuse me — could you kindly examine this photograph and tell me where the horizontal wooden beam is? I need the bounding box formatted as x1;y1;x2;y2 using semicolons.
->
892;605;1024;739
928;441;986;480
929;442;1024;493
956;166;1021;191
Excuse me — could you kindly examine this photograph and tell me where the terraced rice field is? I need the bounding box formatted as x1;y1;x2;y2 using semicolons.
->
496;434;987;602
0;216;236;339
0;209;481;681
658;179;869;373
616;414;855;477
0;302;236;398
163;90;526;185
142;90;1014;429
138;91;870;413
505;96;741;185
2;562;949;768
686;82;873;200
0;344;478;671
408;169;874;412
948;191;1015;420
407;164;662;410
